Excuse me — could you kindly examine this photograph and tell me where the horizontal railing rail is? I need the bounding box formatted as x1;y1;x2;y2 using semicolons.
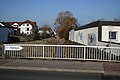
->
3;44;120;62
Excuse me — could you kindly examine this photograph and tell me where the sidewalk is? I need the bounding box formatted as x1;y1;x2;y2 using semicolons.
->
103;62;120;76
0;59;120;76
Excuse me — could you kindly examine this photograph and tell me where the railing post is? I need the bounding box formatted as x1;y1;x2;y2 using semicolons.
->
2;45;5;58
84;47;86;61
43;46;45;59
109;48;112;62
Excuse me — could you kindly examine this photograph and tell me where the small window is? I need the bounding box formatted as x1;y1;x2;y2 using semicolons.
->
109;31;117;40
27;32;29;34
27;28;29;31
27;24;29;26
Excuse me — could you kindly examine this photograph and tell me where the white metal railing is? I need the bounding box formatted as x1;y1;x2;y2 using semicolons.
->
3;44;120;62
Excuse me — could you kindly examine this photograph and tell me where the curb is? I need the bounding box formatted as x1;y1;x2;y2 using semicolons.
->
0;66;104;73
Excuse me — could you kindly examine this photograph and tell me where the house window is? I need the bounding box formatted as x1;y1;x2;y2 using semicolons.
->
27;28;29;31
109;31;117;40
27;24;29;26
27;32;29;34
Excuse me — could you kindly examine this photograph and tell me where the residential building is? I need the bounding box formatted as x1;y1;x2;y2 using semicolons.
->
1;20;38;35
19;20;37;35
69;21;120;47
38;27;54;39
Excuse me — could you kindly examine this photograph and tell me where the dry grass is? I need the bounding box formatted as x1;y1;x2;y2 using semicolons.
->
18;37;57;45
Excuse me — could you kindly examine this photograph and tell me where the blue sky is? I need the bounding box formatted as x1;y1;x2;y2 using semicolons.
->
0;0;120;28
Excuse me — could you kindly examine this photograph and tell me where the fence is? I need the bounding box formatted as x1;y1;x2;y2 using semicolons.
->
2;44;120;62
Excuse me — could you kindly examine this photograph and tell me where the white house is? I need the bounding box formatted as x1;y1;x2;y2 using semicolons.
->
12;23;20;31
69;21;120;47
19;20;37;35
38;27;54;39
4;20;37;35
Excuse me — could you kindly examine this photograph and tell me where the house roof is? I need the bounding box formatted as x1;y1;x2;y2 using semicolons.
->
21;20;37;26
4;20;37;26
39;28;51;31
75;21;120;31
5;22;22;25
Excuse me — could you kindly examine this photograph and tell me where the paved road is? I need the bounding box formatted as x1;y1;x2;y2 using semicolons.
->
0;69;120;80
0;69;102;80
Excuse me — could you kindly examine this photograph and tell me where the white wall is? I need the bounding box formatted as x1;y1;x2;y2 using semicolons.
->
12;23;19;31
12;23;19;27
69;30;75;41
19;23;32;35
102;26;120;43
69;25;120;46
74;27;98;46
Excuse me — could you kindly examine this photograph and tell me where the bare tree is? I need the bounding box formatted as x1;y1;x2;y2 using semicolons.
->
55;11;78;40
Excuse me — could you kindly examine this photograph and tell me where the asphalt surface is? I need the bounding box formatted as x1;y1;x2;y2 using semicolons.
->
0;59;120;79
0;69;103;80
1;69;120;80
0;59;104;73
